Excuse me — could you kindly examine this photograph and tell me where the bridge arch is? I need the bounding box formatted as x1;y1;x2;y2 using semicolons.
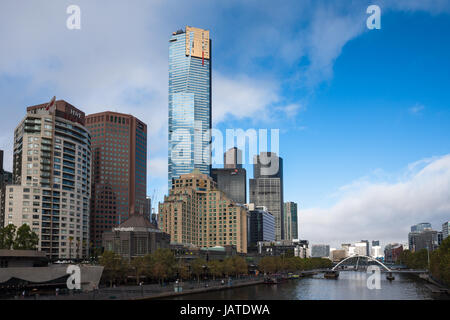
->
332;255;391;272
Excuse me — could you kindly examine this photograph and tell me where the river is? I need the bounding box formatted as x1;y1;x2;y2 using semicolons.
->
168;271;447;300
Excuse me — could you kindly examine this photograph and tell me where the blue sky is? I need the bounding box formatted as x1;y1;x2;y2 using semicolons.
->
1;0;449;247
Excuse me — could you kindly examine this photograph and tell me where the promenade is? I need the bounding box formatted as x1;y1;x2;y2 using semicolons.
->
18;276;265;300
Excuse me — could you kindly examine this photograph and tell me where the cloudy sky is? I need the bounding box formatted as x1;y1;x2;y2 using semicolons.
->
1;0;449;248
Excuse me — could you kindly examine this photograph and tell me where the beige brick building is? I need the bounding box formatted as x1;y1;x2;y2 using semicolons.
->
159;170;248;253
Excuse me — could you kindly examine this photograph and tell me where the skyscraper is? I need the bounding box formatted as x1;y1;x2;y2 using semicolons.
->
4;100;91;260
168;26;212;189
86;112;147;248
249;152;284;240
224;147;242;169
283;202;298;241
211;147;246;204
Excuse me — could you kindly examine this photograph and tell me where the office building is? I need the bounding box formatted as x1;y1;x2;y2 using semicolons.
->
411;222;432;233
4;100;91;260
159;170;248;253
0;150;13;226
86;112;147;248
249;152;284;240
384;243;403;263
408;223;440;252
145;196;152;220
168;26;212;189
330;249;347;262
372;240;380;247
211;148;246;204
246;204;275;248
283;202;298;241
371;246;383;259
442;221;449;239
354;242;368;256
311;244;330;258
224;147;242;169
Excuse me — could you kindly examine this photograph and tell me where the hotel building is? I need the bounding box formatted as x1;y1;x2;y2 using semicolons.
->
4;100;91;260
158;170;248;253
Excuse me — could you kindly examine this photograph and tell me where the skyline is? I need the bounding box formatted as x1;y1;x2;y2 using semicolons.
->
1;0;450;248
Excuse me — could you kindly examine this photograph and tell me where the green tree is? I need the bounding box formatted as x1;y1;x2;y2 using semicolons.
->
191;258;207;283
13;224;39;250
99;251;129;287
232;256;248;278
151;249;177;285
258;256;276;274
430;236;450;286
207;260;223;280
0;224;17;250
222;257;236;277
130;256;147;285
177;260;191;281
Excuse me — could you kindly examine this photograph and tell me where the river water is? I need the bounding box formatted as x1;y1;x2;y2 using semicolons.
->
169;271;446;300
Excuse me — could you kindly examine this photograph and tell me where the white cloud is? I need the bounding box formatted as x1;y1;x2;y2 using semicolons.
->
300;155;450;248
213;73;280;123
409;103;425;115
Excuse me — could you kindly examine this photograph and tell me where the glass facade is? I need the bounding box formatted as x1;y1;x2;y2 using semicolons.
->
168;27;212;189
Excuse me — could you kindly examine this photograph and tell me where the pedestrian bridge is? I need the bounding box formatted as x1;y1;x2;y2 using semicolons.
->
331;255;427;274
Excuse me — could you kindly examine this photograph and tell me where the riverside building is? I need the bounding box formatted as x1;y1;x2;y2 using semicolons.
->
159;170;248;253
4;100;91;260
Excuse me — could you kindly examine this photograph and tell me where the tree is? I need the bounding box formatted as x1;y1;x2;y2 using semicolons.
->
208;260;223;280
0;225;16;250
12;224;39;250
430;236;450;286
232;256;248;278
151;249;177;285
258;256;276;274
191;258;207;283
222;257;236;277
99;251;129;287
177;260;191;281
130;256;147;285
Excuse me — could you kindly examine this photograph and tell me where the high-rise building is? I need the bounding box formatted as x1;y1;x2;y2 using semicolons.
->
409;228;440;252
4;100;91;260
211;168;246;204
371;246;383;259
159;170;248;253
249;152;284;240
411;222;432;233
283;202;298;241
442;221;449;240
168;26;212;189
354;242;368;256
211;148;246;204
372;240;380;247
311;244;330;258
360;240;370;256
224;147;242;169
85;112;147;248
246;204;275;249
0;150;13;226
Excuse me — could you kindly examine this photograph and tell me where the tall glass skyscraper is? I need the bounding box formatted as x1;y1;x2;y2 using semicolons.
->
168;26;212;189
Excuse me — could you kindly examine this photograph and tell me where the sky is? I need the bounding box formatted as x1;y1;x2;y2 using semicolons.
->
1;0;449;249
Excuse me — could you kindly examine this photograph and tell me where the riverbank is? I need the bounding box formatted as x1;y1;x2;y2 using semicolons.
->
420;274;450;294
138;279;265;300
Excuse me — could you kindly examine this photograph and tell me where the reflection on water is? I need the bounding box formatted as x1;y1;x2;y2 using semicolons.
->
169;271;445;300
